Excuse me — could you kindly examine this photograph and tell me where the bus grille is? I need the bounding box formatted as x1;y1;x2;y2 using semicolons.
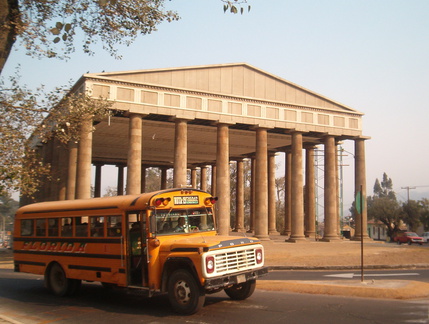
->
214;249;256;273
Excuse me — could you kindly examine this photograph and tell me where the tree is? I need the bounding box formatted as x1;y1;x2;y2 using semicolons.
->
367;173;402;240
0;193;19;232
0;0;250;74
419;198;429;231
0;72;112;197
0;0;179;74
401;200;422;232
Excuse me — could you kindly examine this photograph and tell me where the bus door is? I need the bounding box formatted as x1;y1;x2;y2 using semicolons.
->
127;211;147;286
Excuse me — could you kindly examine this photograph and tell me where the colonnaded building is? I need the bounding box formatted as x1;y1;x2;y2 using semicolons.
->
27;63;370;241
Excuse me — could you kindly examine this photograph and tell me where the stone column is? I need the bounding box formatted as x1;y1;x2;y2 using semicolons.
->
234;159;245;232
211;165;217;196
161;168;168;189
127;113;142;195
57;142;68;201
216;123;230;236
288;132;306;242
284;148;292;237
173;119;188;188
353;137;370;240
94;163;103;197
304;145;316;238
200;166;208;191
322;135;340;241
66;141;78;200
248;157;255;233
255;128;270;240
50;138;60;201
75;116;93;199
44;140;54;201
191;167;197;188
117;164;125;195
141;165;146;193
268;152;279;235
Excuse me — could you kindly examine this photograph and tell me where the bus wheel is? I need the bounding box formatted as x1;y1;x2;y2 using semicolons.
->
225;280;256;300
167;269;205;315
47;263;72;297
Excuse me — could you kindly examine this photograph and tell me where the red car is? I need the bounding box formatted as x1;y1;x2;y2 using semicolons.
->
393;232;424;245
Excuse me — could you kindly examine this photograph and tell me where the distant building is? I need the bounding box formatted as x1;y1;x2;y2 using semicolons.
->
368;220;388;241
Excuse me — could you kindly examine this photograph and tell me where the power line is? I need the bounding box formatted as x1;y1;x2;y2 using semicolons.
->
401;185;429;202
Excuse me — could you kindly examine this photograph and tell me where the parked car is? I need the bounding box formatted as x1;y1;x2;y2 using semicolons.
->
393;232;424;245
421;232;429;243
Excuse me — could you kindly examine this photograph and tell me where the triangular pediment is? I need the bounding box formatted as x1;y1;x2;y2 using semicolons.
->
86;63;360;114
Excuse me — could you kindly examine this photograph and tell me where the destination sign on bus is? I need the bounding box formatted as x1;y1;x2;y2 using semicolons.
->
173;196;199;205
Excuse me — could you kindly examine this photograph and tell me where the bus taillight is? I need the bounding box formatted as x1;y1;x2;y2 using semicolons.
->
154;197;171;207
204;197;218;206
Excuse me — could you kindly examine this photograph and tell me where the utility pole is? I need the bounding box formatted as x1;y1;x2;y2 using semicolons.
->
401;186;416;202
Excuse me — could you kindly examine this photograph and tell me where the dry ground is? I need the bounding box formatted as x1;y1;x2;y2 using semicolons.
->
263;237;429;268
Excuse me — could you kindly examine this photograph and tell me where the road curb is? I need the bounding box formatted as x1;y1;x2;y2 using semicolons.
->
257;279;429;300
268;264;429;271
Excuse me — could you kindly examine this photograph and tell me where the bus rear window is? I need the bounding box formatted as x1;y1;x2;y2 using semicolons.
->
21;219;34;236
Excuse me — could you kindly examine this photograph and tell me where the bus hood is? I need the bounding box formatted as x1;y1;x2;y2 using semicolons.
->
159;235;262;252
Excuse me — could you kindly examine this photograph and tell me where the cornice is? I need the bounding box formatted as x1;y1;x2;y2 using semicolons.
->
84;76;363;118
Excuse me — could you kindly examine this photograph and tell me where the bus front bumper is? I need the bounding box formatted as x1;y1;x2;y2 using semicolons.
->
204;267;269;290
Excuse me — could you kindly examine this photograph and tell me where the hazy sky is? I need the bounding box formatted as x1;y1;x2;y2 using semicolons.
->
3;0;429;214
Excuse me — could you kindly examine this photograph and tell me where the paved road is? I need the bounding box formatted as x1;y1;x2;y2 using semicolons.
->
0;269;428;324
264;269;429;282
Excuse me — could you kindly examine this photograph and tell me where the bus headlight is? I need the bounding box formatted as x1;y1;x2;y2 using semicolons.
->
255;248;263;264
206;256;215;273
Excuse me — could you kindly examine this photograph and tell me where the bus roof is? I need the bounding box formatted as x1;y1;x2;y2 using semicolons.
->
16;188;209;217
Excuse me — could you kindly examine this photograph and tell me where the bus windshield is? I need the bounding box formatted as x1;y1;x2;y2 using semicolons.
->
155;207;215;235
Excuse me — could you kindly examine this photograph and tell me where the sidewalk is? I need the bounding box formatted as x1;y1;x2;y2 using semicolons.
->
2;236;429;300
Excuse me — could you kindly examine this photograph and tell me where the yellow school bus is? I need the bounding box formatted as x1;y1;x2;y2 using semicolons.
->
13;188;267;314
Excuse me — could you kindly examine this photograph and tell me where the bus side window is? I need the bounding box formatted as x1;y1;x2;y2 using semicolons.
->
21;220;34;236
75;216;89;237
36;219;46;236
107;216;122;237
61;218;73;237
48;218;59;236
90;216;105;237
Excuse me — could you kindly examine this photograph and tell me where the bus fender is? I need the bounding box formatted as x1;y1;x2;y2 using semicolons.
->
161;257;199;293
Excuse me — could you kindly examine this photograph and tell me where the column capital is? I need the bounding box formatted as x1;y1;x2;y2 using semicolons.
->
353;135;371;141
126;112;147;118
303;143;317;150
170;117;192;123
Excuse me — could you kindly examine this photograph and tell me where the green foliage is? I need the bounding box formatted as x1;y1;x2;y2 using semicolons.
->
15;0;180;60
367;173;402;239
401;200;422;232
0;193;19;232
419;198;429;231
0;69;112;197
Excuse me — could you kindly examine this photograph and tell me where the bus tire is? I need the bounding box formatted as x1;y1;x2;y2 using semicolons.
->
167;269;205;315
225;280;256;300
47;263;73;297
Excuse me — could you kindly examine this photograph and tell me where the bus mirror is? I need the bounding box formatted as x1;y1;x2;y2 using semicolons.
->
150;215;157;235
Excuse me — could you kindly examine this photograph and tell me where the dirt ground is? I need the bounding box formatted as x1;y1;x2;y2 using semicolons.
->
262;236;429;268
